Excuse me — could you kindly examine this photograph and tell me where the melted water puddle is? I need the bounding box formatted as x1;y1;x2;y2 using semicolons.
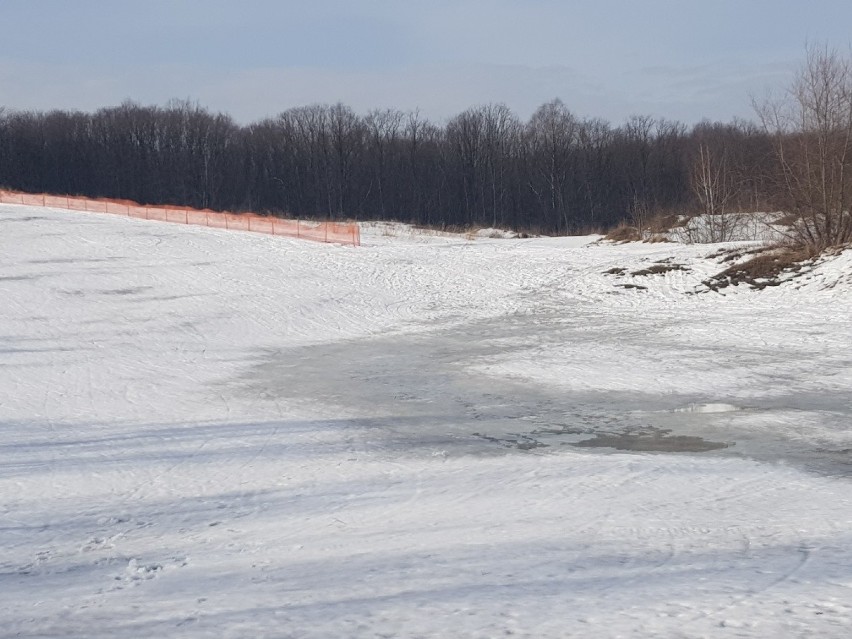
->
573;431;729;453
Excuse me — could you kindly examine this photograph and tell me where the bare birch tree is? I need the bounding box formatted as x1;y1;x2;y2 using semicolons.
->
689;142;744;242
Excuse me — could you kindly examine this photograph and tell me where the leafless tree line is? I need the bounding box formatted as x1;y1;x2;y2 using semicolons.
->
0;96;783;235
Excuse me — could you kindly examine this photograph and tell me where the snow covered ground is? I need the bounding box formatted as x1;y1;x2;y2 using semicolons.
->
2;203;852;638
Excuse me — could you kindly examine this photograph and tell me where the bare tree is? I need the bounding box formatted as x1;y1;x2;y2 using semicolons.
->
619;115;656;236
688;142;744;242
446;107;487;225
756;46;852;252
526;99;578;232
365;109;403;217
478;104;518;228
403;110;441;225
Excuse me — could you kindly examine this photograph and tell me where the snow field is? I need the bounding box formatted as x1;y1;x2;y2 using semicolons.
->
2;204;852;637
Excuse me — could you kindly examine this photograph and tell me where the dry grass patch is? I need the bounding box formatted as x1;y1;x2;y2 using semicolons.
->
705;246;767;262
605;222;641;243
606;214;684;243
705;246;811;290
631;264;689;277
643;213;685;242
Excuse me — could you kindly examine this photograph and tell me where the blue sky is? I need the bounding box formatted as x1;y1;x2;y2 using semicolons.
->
1;0;851;124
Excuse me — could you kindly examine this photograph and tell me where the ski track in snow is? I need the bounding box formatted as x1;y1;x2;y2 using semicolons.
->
1;205;852;638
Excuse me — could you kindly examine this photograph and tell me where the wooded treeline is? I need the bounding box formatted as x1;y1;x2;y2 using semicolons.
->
0;99;776;233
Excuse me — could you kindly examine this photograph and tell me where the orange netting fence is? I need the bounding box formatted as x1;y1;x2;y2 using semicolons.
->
0;189;361;247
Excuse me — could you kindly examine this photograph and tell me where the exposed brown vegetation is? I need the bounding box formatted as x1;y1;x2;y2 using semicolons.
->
645;213;683;234
705;246;811;290
631;264;689;277
705;245;769;263
605;222;641;243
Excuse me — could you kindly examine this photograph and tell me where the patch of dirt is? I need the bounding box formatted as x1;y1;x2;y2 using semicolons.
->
617;283;647;290
704;246;812;291
631;264;689;276
603;267;626;275
705;246;767;263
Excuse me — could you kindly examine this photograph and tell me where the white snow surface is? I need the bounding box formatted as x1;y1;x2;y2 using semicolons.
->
2;204;852;638
667;212;790;244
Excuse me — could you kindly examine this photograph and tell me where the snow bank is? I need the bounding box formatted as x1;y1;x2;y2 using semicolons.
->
667;212;790;244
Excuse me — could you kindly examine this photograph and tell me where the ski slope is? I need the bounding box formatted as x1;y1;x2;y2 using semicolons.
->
2;204;852;638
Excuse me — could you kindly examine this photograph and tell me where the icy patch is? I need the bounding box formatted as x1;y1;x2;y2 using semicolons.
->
574;431;729;452
674;403;741;414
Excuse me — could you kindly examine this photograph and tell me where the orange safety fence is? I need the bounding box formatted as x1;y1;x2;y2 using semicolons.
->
0;189;361;247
